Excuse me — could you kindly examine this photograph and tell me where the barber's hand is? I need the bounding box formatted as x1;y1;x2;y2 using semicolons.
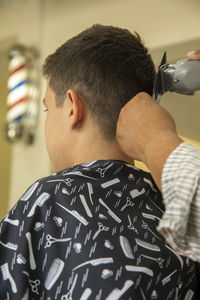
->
116;92;183;189
116;92;180;163
187;49;200;60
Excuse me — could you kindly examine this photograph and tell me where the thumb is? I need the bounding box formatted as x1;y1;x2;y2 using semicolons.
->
187;50;200;60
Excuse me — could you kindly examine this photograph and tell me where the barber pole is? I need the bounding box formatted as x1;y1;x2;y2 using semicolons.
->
6;45;39;143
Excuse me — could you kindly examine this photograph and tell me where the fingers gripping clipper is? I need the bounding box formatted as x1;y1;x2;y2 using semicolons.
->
153;51;200;103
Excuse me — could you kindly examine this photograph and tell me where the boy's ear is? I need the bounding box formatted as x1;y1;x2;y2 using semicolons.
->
66;89;85;129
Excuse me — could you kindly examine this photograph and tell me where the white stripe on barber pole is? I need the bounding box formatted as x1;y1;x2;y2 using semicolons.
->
7;85;28;106
7;102;28;122
8;69;28;89
9;56;26;71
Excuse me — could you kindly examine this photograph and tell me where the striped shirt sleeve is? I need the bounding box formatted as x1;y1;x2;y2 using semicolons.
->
157;142;200;262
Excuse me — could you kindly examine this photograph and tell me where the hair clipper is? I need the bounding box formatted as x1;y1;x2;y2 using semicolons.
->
153;51;200;103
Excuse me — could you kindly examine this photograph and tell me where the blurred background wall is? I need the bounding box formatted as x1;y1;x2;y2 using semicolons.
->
0;0;199;219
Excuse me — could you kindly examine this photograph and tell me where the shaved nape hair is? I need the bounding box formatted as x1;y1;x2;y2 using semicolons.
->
43;24;155;140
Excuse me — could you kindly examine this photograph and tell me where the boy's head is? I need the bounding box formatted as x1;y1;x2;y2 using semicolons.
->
43;24;155;140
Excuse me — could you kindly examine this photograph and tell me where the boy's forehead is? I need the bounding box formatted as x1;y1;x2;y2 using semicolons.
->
44;81;52;101
43;86;50;107
43;81;57;107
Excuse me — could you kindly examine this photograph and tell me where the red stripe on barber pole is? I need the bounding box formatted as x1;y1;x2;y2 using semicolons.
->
9;64;26;76
8;96;29;111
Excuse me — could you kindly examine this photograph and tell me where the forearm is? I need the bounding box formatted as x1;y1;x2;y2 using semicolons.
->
143;133;183;191
157;142;200;261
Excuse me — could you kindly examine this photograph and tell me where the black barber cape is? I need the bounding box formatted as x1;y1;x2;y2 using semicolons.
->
0;160;199;299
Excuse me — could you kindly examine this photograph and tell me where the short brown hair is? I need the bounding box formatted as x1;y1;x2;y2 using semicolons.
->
43;24;155;140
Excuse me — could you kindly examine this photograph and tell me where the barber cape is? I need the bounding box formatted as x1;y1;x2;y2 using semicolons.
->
0;160;199;299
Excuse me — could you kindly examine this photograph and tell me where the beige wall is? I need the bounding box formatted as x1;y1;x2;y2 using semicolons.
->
42;0;200;51
0;49;12;219
0;0;199;210
0;0;49;210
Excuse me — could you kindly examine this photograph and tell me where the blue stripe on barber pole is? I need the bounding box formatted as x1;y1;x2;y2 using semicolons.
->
8;80;27;93
13;114;25;122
